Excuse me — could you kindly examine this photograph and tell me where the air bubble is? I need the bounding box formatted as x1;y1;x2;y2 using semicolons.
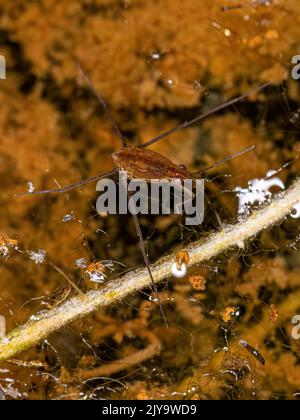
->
172;262;187;278
291;202;300;219
151;52;161;60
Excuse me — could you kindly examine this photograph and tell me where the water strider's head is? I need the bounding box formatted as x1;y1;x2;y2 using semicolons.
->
112;146;191;180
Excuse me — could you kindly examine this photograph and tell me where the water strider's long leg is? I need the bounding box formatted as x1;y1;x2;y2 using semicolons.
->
15;169;118;196
78;65;128;148
78;66;269;159
192;145;256;176
140;83;270;149
127;190;168;328
78;68;269;173
204;193;222;227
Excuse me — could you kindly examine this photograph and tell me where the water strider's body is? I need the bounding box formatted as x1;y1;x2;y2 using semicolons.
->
112;146;191;181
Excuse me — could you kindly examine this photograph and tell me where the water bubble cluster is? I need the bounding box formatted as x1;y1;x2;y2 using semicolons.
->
236;171;300;219
28;249;46;265
236;174;285;215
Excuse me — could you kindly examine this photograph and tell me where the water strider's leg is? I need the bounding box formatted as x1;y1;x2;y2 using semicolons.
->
78;64;128;148
127;190;168;328
16;169;118;196
204;193;222;227
192;145;256;176
140;83;270;149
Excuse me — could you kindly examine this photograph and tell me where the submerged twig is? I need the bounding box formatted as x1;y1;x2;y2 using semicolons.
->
0;178;300;363
81;332;161;379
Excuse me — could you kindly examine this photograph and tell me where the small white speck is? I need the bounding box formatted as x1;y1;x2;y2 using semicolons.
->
0;245;9;260
239;339;248;348
76;258;87;268
266;169;278;177
236;174;285;215
28;249;46;265
62;212;75;223
86;271;105;283
27;182;35;193
151;52;161;60
167;78;175;86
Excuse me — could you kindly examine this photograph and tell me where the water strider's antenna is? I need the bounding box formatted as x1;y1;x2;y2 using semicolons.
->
140;83;270;149
77;64;128;148
192;145;256;176
15;169;118;196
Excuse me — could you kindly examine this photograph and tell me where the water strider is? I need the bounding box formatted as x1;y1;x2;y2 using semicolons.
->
16;66;270;327
112;144;255;181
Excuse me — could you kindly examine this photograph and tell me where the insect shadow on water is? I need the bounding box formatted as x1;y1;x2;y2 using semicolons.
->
16;65;270;327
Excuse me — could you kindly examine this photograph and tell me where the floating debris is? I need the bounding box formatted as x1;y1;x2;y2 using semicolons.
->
28;249;46;265
27;181;35;193
85;261;106;283
166;78;176;87
62;212;75;223
221;307;241;324
151;52;161;60
253;0;272;6
265;29;279;40
189;275;206;291
176;251;190;269
269;304;279;324
0;235;18;261
289;234;300;250
224;28;232;37
236;173;285;215
76;258;87;268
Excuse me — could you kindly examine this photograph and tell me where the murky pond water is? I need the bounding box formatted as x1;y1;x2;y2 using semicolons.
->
1;0;300;400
